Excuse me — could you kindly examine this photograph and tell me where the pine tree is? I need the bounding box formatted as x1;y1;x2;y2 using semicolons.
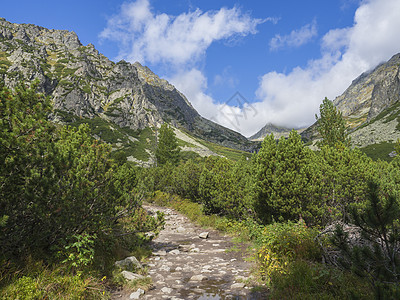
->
155;123;180;166
316;97;350;148
332;182;400;298
254;131;322;224
0;82;139;258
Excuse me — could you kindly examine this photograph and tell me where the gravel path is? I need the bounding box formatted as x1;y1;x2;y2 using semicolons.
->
112;204;266;300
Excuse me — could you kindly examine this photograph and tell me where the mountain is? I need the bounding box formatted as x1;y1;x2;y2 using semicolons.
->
249;123;304;141
0;18;254;162
301;52;400;159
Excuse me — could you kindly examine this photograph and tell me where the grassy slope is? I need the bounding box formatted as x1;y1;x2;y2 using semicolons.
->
54;111;251;163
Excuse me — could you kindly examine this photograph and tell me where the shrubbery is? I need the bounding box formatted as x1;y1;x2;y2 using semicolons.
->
0;81;162;298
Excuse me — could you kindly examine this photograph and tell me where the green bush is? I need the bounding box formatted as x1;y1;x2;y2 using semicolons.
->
256;221;321;283
0;82;140;261
254;131;323;224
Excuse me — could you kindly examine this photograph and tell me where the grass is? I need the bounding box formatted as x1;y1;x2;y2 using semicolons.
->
0;205;162;300
193;136;252;161
0;261;109;300
359;141;395;162
55;110;250;163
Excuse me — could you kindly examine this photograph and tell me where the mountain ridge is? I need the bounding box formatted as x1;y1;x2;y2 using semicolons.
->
300;52;400;156
0;18;254;153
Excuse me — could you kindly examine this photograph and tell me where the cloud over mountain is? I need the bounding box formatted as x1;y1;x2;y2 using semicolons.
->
100;0;264;67
101;0;400;137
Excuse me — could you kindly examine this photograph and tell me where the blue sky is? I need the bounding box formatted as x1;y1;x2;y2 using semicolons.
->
3;0;400;136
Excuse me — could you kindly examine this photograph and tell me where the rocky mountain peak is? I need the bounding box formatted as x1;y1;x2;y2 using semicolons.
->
0;18;252;151
334;53;400;123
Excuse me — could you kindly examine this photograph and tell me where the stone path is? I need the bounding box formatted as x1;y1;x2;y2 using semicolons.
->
112;204;266;300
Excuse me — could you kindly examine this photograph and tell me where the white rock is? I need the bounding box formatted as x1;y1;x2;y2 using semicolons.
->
115;256;142;270
161;287;173;294
121;271;145;281
169;249;180;255
153;250;167;256
231;283;245;289
160;265;171;272
190;248;200;253
129;288;145;299
177;226;185;233
199;232;209;239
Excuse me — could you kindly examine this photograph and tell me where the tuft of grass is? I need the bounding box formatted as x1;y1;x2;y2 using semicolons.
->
0;263;109;300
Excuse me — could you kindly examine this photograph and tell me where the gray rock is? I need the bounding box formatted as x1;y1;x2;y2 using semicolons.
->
115;256;142;270
231;282;245;289
153;250;167;256
121;271;145;281
130;288;145;299
199;232;209;239
189;274;208;282
176;226;185;233
161;287;173;294
159;265;171;272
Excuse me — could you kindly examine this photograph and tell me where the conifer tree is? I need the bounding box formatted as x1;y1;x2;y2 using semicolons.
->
316;97;350;147
254;131;322;224
155;123;180;166
332;182;400;298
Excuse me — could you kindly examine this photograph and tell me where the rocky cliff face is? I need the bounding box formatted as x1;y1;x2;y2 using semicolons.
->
301;53;400;148
335;53;400;122
0;18;252;151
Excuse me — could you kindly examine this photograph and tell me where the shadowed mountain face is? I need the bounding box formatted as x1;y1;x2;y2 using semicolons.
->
0;18;254;151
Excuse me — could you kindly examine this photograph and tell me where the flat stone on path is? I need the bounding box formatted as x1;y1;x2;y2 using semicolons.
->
199;231;209;239
189;274;208;282
176;226;185;233
161;287;173;294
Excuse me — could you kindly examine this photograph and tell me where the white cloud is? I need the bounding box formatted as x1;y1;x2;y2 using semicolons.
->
269;20;317;51
248;0;400;136
169;69;258;134
213;66;238;88
100;0;265;67
101;0;400;138
169;69;215;118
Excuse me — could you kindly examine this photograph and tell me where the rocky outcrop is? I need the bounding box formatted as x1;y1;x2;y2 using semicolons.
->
301;53;400;148
335;53;400;121
0;18;252;151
